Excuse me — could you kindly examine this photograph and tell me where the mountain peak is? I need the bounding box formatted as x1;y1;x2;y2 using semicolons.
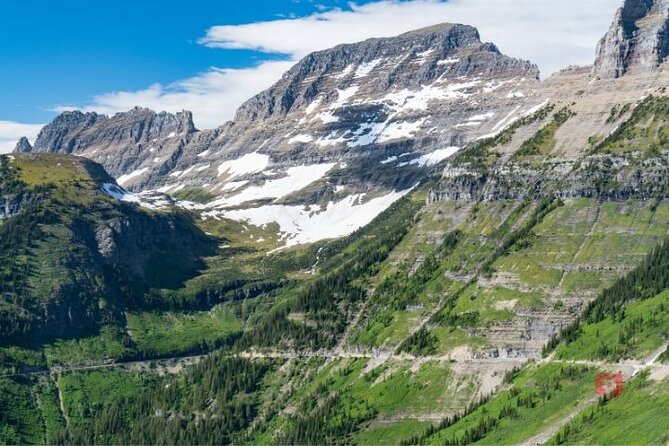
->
593;0;669;78
13;136;33;153
234;22;538;122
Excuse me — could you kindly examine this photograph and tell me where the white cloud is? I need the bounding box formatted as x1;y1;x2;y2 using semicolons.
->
200;0;621;76
54;61;293;130
0;121;43;154
52;0;621;129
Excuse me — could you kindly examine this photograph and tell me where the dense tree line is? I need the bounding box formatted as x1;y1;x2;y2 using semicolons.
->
377;229;462;313
276;390;377;445
51;355;274;445
238;195;424;350
0;202;62;344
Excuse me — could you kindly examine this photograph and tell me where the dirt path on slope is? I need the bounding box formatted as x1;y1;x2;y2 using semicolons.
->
517;342;669;446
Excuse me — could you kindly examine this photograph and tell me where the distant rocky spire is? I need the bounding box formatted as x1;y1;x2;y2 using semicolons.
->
14;136;33;153
594;0;669;79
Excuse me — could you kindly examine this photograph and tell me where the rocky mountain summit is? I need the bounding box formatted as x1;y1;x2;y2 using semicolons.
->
18;23;542;246
594;0;669;78
19;107;196;181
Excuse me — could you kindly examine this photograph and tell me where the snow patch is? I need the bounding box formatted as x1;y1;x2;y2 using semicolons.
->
437;58;460;65
217;152;270;179
381;81;479;112
316;132;347;147
355;59;383;78
221;180;249;192
398;147;460;167
476;106;523;140
455;112;495;129
116;167;149;186
377;119;427;143
288;134;314;144
523;100;550;117
315;111;339;124
414;49;435;64
331;86;359;109
102;183;171;210
216;189;412;247
334;64;355;79
209;163;336;208
304;97;323;115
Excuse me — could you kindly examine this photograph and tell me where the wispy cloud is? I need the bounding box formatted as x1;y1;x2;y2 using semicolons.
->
200;0;620;74
53;0;621;130
0;121;43;154
54;61;293;130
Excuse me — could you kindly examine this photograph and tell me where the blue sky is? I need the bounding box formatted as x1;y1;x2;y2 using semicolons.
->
0;0;621;152
0;0;351;124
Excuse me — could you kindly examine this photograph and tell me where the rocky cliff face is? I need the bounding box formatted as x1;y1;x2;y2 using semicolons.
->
18;23;543;247
594;0;669;78
233;24;536;123
428;0;669;205
18;107;197;181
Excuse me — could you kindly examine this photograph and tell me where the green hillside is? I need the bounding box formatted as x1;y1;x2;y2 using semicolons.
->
4;88;669;445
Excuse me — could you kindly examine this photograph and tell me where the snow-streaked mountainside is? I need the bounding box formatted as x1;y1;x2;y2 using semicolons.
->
18;23;543;247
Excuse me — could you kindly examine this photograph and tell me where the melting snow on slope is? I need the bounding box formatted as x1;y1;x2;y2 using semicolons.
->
209;163;336;207
455;112;495;128
316;111;339;124
334;64;355;79
398;147;461;167
355;59;383;78
332;86;359;108
221;180;249;192
522;100;550;117
217;189;412;247
414;49;435;64
304;97;322;115
381;81;479;112
217;152;270;179
347;118;426;147
288;134;314;144
347;122;387;148
116;167;149;186
377;119;427;143
437;58;460;65
507;91;525;98
102;183;171;210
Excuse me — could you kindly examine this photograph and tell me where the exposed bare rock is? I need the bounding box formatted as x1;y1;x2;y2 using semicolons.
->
17;23;543;247
20;107;197;184
594;0;669;79
13;137;32;152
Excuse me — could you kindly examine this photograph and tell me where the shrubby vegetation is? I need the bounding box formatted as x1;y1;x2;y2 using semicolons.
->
51;355;274;445
594;95;669;156
514;108;574;157
545;234;669;355
238;193;425;350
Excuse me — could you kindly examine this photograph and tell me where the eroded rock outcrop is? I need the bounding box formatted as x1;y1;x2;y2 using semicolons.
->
594;0;669;78
18;107;197;181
